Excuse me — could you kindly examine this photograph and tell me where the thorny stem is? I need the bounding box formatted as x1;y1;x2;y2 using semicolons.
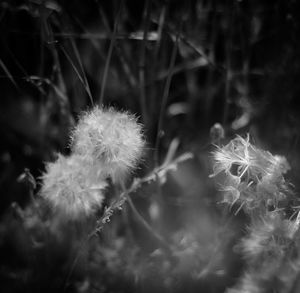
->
65;151;193;288
93;151;193;236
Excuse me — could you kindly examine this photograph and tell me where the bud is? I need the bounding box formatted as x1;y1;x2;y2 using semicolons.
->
210;123;225;145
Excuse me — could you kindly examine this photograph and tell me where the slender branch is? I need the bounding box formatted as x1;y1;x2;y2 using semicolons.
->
92;151;193;236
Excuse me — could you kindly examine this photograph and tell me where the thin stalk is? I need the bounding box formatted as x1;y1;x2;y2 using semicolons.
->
60;45;93;104
222;1;234;126
150;2;167;116
45;18;69;107
0;58;20;91
154;24;181;166
69;38;94;105
126;196;173;257
98;0;123;105
139;0;152;126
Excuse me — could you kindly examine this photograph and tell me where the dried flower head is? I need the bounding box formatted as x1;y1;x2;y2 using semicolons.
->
228;213;298;293
71;107;145;183
210;135;291;212
41;154;107;219
226;273;261;293
239;213;294;263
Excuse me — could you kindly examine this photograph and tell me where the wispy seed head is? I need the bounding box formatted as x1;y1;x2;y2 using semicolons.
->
71;107;145;183
41;154;107;220
211;135;291;212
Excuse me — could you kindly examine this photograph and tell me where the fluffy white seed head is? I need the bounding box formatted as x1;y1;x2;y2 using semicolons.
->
40;154;107;220
71;107;145;183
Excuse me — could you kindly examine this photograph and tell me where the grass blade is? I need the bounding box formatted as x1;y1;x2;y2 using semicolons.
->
98;0;123;105
0;58;20;90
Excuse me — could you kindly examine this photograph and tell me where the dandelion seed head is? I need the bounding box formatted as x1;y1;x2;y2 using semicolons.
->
41;154;107;219
71;107;145;183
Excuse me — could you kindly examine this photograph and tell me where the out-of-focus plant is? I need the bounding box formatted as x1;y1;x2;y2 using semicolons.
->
211;134;300;293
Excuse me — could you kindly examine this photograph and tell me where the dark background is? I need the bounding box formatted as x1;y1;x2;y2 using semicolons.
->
1;1;300;292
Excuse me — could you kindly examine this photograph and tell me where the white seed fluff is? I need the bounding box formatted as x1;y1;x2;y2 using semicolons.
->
71;107;145;183
41;154;107;219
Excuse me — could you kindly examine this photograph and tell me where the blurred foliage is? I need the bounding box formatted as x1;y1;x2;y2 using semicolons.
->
1;0;300;292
